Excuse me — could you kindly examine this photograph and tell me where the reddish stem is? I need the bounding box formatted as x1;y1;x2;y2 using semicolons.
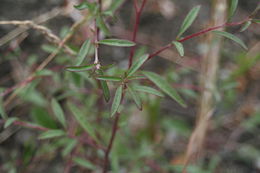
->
102;113;120;173
148;18;249;60
128;0;147;68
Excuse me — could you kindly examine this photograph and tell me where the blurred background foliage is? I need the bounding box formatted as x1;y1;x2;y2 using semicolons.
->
0;0;259;173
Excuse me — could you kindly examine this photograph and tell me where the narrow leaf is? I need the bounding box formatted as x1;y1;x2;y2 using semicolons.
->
98;39;136;47
127;76;146;81
38;129;66;139
127;54;149;77
4;117;18;128
172;41;184;56
74;2;95;12
51;98;67;128
74;2;88;10
76;39;91;66
177;6;201;38
73;157;96;170
97;70;110;102
142;71;186;107
240;21;251;32
128;85;142;110
66;64;95;72
229;0;238;20
133;85;164;97
68;103;97;141
252;19;260;23
213;31;247;50
111;85;123;117
62;139;77;157
96;76;122;82
0;91;7;119
97;15;111;36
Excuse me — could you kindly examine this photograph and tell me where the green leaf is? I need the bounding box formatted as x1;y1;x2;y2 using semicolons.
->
97;70;110;102
74;2;96;12
111;85;123;117
127;85;142;110
107;0;125;14
142;71;186;107
96;76;122;82
51;99;67;128
133;85;164;97
4;117;18;128
252;19;260;23
213;31;247;50
62;139;77;157
126;54;149;77
177;6;201;38
172;41;184;57
66;64;95;72
97;15;111;36
31;107;57;129
73;157;96;170
127;76;146;81
229;0;238;20
0;89;7;119
67;103;97;141
240;21;251;32
38;129;66;139
76;39;91;66
98;39;136;47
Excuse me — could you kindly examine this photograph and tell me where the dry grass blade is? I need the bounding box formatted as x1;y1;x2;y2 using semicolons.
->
0;20;75;55
182;0;227;172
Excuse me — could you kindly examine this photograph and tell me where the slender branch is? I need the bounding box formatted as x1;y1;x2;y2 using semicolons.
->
102;112;120;173
128;0;147;68
0;20;75;55
3;17;87;107
148;17;250;60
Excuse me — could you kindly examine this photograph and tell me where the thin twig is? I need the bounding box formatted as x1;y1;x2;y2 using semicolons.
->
0;7;62;46
0;20;75;55
3;17;87;107
148;17;250;60
128;0;147;68
102;112;120;173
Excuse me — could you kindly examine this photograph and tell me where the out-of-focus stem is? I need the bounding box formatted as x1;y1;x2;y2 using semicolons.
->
182;0;227;172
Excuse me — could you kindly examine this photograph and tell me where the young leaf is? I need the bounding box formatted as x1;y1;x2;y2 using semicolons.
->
229;0;238;20
107;0;125;14
67;103;97;141
172;41;184;57
74;2;96;12
76;39;91;66
133;85;164;97
127;85;142;110
97;70;110;102
111;85;123;117
97;15;111;36
127;76;146;81
66;64;95;72
177;6;201;38
96;76;122;82
142;71;186;107
4;117;18;128
252;19;260;23
240;21;251;32
73;157;96;170
213;31;247;50
0;91;7;119
62;139;77;157
126;54;149;77
98;39;136;47
38;129;66;139
51;98;67;128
